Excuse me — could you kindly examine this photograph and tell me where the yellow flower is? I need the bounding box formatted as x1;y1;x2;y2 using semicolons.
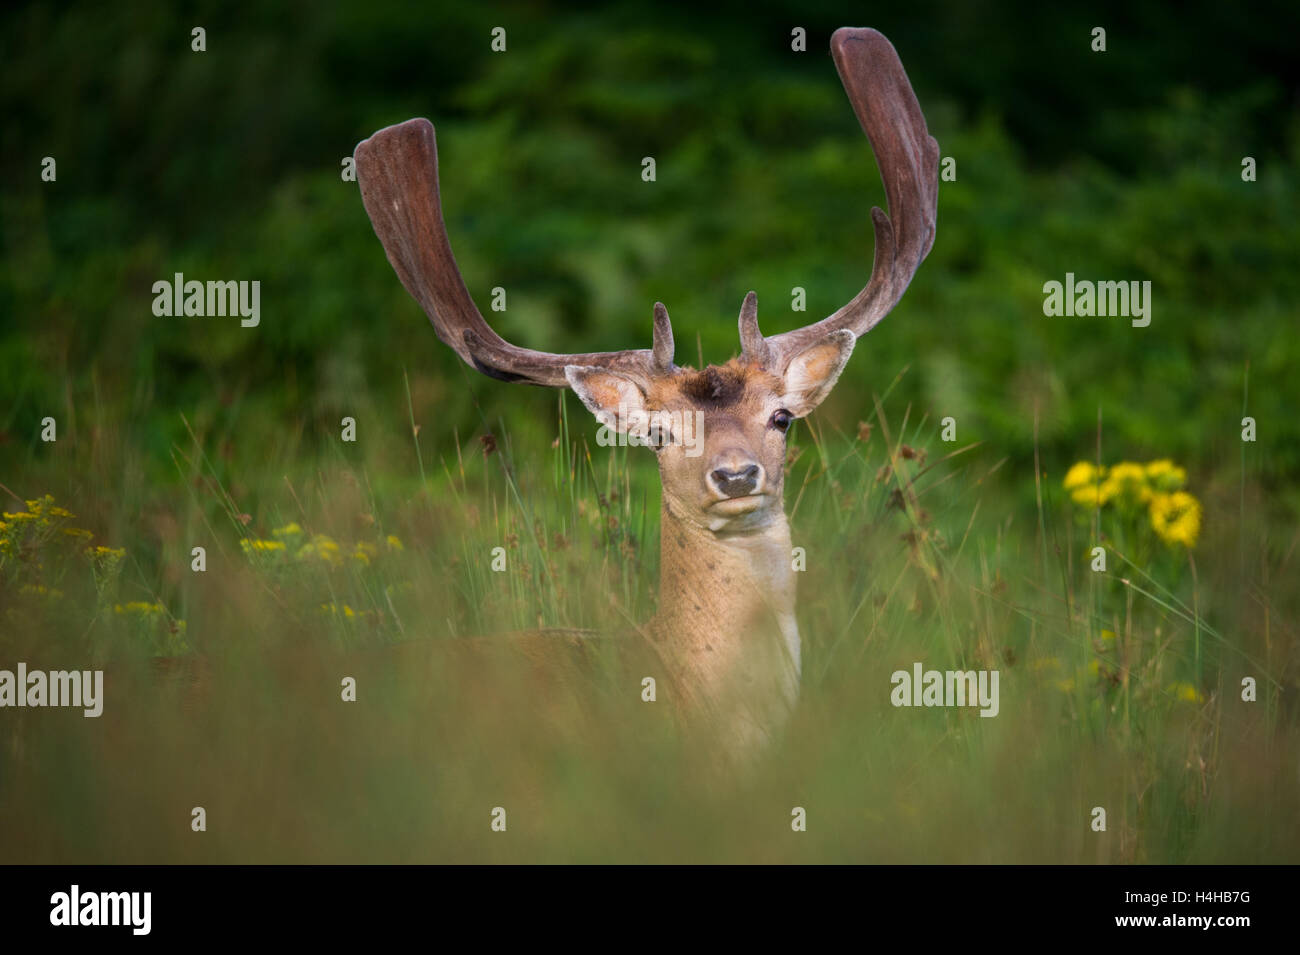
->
2;496;72;528
298;535;343;565
20;584;63;598
1063;461;1100;491
240;538;286;554
352;541;378;565
1070;484;1112;507
62;527;95;539
114;601;165;616
386;535;404;552
272;522;303;538
1100;461;1151;504
1145;459;1187;490
1149;491;1201;547
1065;461;1115;506
86;545;127;572
1167;681;1204;704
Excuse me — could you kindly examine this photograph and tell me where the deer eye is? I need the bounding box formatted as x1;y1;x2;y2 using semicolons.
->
644;412;672;450
769;409;794;433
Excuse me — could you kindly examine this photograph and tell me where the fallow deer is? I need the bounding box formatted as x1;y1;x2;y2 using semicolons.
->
354;27;939;748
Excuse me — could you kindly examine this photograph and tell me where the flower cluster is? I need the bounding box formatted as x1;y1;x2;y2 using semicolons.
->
239;523;404;568
2;494;85;559
1;495;188;654
1063;459;1200;547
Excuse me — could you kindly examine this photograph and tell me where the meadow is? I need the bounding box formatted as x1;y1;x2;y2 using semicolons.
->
1;0;1298;862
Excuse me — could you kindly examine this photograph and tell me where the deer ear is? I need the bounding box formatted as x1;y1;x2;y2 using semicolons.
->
780;330;856;417
565;366;650;433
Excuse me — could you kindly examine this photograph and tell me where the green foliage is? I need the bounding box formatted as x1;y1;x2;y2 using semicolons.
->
4;2;1298;503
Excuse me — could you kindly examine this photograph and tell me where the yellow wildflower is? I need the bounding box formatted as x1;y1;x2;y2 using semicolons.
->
114;601;165;615
1099;461;1151;504
86;545;127;572
1166;681;1204;704
1070;484;1112;507
1149;491;1201;547
240;538;286;554
20;584;63;598
298;534;343;565
1064;461;1115;506
386;535;404;552
352;541;378;565
1063;461;1100;491
1145;459;1187;490
272;522;303;538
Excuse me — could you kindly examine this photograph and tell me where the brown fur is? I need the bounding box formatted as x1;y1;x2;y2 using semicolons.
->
647;359;782;414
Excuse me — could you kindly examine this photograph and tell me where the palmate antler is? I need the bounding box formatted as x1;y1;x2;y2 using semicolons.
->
354;27;937;382
353;118;675;386
742;28;939;371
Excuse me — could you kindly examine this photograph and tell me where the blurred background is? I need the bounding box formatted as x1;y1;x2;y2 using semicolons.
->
4;0;1299;488
1;0;1298;862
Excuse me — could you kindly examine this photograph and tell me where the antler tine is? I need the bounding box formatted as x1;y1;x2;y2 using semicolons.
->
758;28;939;370
651;302;675;373
355;118;664;386
737;291;768;364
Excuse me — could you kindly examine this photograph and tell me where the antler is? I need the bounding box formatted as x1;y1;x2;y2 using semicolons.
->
354;118;674;386
357;27;934;386
742;27;939;371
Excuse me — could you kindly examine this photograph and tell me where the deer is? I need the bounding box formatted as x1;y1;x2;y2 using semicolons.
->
353;27;938;750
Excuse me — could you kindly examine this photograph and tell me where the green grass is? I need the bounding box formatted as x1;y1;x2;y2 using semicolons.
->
1;365;1295;863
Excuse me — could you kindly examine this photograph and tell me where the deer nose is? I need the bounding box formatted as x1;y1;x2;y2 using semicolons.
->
708;463;763;499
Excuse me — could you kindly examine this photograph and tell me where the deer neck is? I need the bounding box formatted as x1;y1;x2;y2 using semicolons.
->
651;499;800;722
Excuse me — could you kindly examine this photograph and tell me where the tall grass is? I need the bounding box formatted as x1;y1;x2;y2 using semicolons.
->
1;367;1295;863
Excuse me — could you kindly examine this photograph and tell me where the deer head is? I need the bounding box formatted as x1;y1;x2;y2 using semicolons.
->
355;27;938;742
